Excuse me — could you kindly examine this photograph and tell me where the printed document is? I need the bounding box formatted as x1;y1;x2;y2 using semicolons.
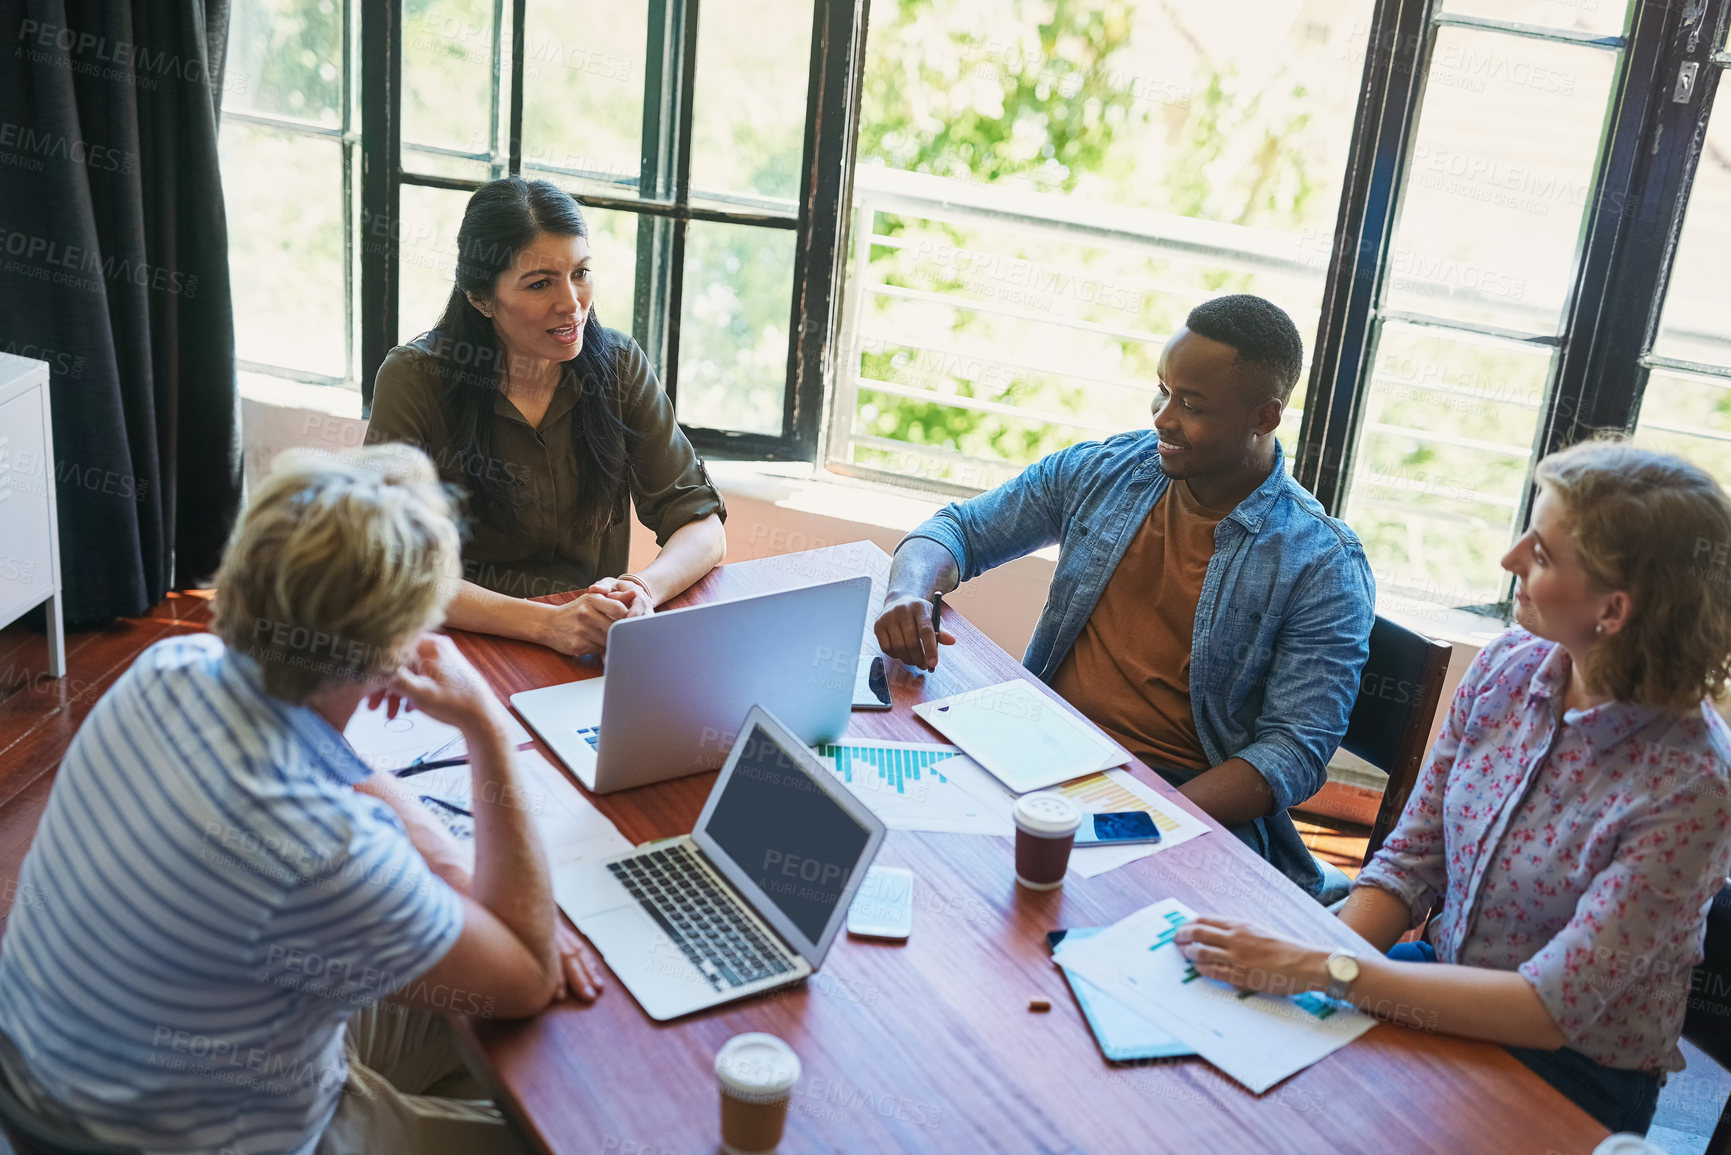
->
405;750;630;873
814;739;1015;836
1056;898;1375;1093
343;698;531;773
913;680;1129;793
1051;769;1213;877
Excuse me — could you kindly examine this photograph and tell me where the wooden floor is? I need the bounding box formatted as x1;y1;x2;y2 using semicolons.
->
0;592;215;924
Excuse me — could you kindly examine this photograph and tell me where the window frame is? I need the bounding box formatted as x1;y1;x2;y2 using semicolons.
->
355;0;868;463
224;0;362;391
1295;0;1731;615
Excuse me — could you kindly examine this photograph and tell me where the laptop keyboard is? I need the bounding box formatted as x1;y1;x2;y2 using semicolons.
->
608;845;795;991
577;725;600;751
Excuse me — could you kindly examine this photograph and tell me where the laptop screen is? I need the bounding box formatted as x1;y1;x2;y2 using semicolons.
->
701;721;874;945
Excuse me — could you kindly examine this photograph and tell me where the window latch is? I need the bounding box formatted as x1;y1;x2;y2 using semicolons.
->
1674;61;1700;104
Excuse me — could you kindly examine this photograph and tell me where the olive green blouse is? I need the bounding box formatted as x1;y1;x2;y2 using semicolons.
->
364;332;725;598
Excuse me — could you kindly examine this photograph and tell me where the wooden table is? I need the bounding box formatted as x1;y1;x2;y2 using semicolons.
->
450;542;1610;1155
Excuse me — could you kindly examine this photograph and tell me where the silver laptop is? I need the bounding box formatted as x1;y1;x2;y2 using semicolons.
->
554;705;887;1020
510;576;871;793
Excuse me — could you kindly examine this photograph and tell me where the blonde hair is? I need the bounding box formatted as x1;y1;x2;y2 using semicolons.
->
212;445;463;704
1535;439;1731;713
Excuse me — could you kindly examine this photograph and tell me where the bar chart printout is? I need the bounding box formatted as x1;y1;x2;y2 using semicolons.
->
813;740;1013;836
818;741;958;795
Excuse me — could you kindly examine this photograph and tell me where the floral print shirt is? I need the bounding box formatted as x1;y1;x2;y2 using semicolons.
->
1355;628;1731;1073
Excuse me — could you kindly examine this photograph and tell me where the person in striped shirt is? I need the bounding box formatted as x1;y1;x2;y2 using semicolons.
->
0;444;599;1154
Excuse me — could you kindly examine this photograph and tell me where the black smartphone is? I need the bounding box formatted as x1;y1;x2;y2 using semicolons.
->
1072;811;1163;846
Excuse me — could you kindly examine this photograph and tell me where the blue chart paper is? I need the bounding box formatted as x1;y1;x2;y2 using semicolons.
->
812;740;1014;836
1050;928;1193;1062
818;741;958;794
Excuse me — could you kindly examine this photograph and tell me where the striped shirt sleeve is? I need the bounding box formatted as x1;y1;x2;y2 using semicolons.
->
260;797;463;1009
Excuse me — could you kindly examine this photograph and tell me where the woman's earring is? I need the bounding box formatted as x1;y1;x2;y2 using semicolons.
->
1595;623;1605;637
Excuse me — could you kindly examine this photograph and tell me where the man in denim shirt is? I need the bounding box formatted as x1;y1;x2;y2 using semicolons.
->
875;295;1374;898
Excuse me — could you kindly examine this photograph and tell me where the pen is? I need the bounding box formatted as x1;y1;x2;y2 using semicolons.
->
931;590;945;635
406;734;462;769
396;756;469;778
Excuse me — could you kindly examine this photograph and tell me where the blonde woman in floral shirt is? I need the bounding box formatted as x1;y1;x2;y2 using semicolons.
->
1175;440;1731;1135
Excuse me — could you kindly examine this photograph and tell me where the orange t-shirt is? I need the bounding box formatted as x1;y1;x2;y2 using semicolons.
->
1051;480;1228;773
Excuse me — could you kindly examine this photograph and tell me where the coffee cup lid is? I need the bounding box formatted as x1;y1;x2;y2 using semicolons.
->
715;1033;801;1101
1592;1137;1668;1155
1014;792;1081;835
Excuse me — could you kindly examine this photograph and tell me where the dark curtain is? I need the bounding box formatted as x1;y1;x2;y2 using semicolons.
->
0;0;239;624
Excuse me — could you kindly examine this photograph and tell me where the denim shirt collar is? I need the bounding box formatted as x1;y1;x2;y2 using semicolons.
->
1136;439;1289;535
1525;639;1658;756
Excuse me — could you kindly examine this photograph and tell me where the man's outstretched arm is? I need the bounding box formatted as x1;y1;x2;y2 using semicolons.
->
874;441;1093;669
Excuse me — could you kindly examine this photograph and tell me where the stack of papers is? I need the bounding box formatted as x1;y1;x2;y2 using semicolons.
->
405;750;630;873
343;699;532;773
913;680;1129;793
813;739;1014;836
1055;898;1375;1093
1050;928;1193;1061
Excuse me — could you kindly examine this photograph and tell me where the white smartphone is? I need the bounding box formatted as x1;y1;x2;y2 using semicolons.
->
1072;811;1163;847
847;865;913;939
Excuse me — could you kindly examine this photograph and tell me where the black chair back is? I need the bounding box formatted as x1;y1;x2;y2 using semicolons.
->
0;1031;140;1155
1342;615;1453;863
1685;884;1731;1155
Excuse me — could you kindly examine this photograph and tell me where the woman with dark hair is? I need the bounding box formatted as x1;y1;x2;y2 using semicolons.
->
1170;440;1731;1136
365;176;725;655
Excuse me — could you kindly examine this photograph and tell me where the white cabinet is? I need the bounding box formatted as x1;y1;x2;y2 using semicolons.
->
0;354;64;677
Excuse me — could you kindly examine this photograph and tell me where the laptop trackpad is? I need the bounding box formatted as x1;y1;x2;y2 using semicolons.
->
552;857;635;922
578;904;717;1021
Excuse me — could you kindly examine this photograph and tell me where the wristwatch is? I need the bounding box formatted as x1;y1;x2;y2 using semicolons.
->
1324;949;1360;1001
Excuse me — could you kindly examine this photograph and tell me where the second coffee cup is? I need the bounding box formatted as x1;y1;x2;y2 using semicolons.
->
1013;793;1081;889
715;1032;801;1154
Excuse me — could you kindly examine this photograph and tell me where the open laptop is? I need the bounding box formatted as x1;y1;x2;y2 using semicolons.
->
511;576;871;793
554;705;886;1020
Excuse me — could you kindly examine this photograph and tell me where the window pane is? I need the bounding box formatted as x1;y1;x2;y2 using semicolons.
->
1438;0;1631;38
397;184;471;343
1634;371;1731;485
224;0;343;127
840;0;1374;487
403;0;497;154
837;202;1322;486
678;223;796;434
521;0;645;198
1383;29;1617;334
689;0;812;208
579;207;640;346
859;1;1370;231
221;122;347;378
402;148;493;183
1652;97;1731;367
1341;323;1553;610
